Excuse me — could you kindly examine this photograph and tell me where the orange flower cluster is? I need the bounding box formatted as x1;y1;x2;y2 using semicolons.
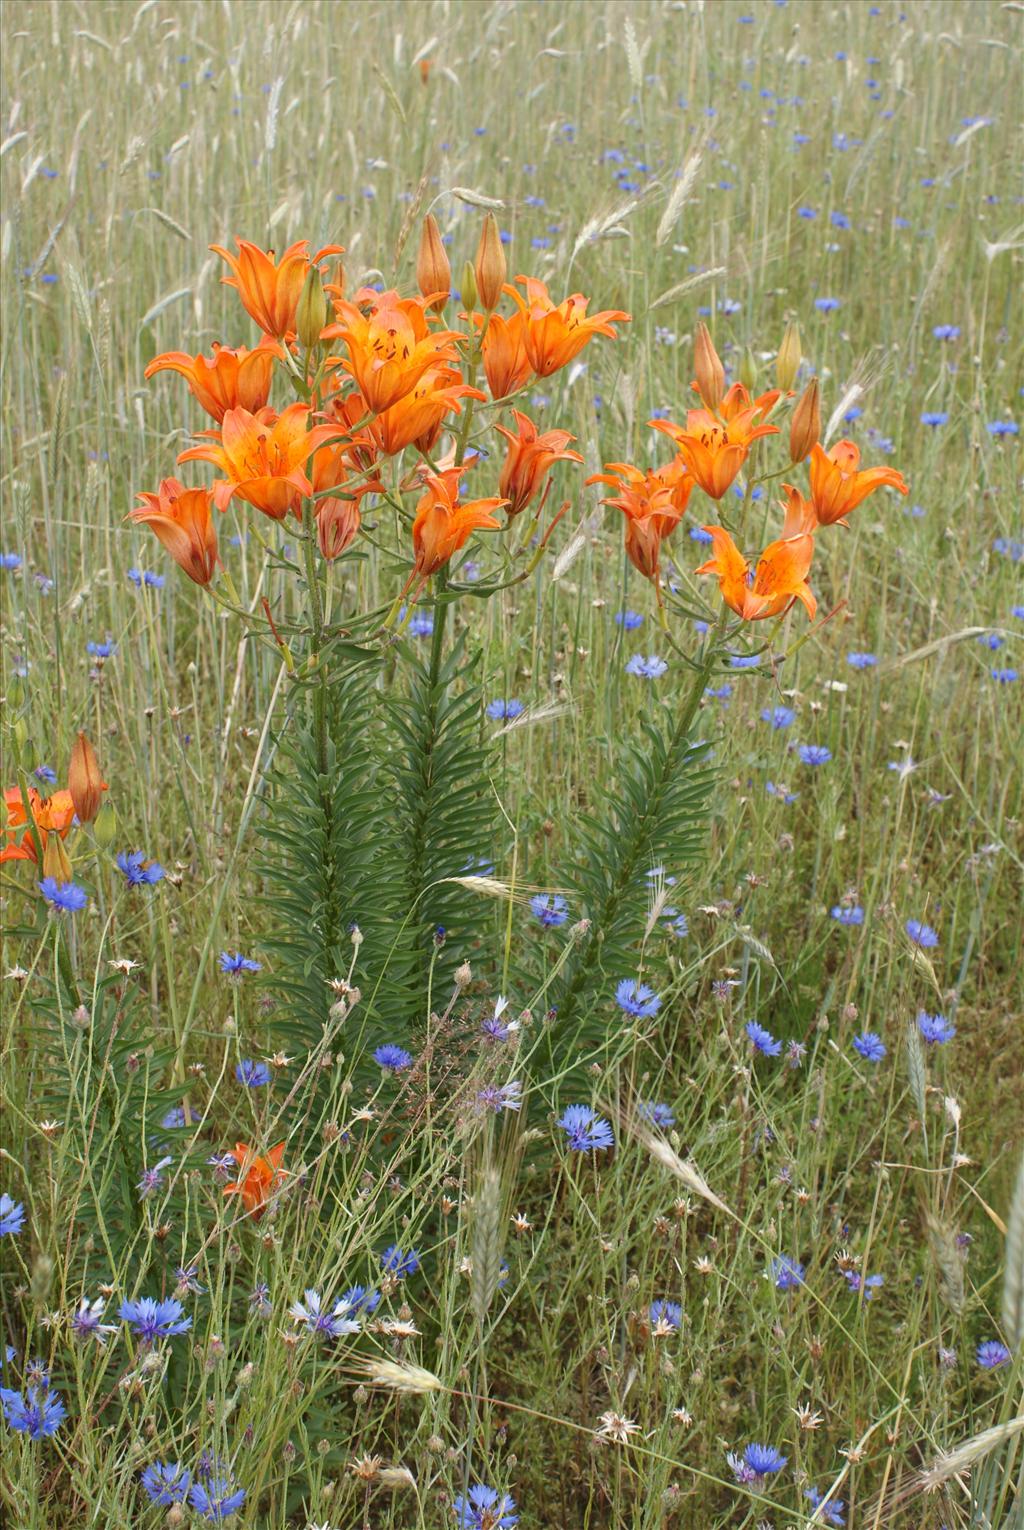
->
594;323;908;620
136;226;627;595
2;734;106;881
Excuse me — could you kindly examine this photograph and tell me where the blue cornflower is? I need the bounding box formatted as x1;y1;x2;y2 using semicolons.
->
116;850;164;886
615;979;660;1018
689;525;713;543
380;1245;420;1278
288;1289;360;1338
843;1271;884;1299
761;705;796;729
453;1484;518;1528
728;1442;788;1482
615;609;644;630
993;538;1024;561
33;764;57;784
118;1295;191;1342
530;893;569;927
729;654;761;670
1013;607;1024;620
905;919;939;948
161;1105;187;1129
815;297;840;313
986;420;1019;436
977;632;1004;649
189;1477;246;1521
766;781;798;803
218;951;261;976
557;1104;614;1152
373;1044;413;1072
976;1340;1011;1370
805;1486;846;1526
38;878;88;912
853;1032;887;1062
625;654;668;678
798;745;832;766
649;1299;682;1330
637;1101;675;1129
409;612;434;638
481;997;516;1041
235;1060;271;1088
991;667;1019;683
339;1285;380;1315
0;1194;26;1237
745;1020;782;1057
830;210;850;229
476;1081;523;1114
921;411;948;427
665;911;689;938
917;1011;956;1045
86;639;117;658
932;324;960;340
831;905;864;926
71;1296;117;1345
141;1462;192;1505
1;552;22;570
137;1156;172;1200
1;1385;66;1439
705;684;732;700
486;699;524;720
769;1256;805;1291
847;652;878;669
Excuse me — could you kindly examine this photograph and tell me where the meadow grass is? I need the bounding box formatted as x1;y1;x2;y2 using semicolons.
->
1;1;1022;1526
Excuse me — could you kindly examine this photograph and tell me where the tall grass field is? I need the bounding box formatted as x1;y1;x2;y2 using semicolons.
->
1;1;1022;1527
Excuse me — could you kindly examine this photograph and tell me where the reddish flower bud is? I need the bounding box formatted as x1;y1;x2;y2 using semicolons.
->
416;215;451;313
474;213;506;313
693;322;726;411
789;378;821;464
68;731;107;824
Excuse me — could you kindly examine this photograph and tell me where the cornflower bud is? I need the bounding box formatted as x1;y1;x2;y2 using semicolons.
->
739;346;758;393
474;213;506;312
68;730;107;823
789;378;821;463
460;260;478;314
693;322;725;411
93;800;117;848
416;215;450;312
295;266;328;351
776;321;802;392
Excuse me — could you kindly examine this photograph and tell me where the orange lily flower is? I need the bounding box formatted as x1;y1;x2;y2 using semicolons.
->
210;238;343;340
779;483;819;539
324;290;461;414
589;459;693;584
511;277;630;378
650;404;779;501
410;466;505;584
144;340;282;423
1;786;76;864
128;478;219;585
177;404;337;521
310;443;381;559
370;365;484;457
716;381;782;423
495;410;583;518
223;1142;286;1220
696;526;817;621
321;387;379;476
808;439;909;525
471;308;535;400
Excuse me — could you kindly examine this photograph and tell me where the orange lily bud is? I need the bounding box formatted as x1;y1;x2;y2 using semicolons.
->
295;266;328;351
693;322;725;411
739;346;758;394
776;321;802;393
416;215;451;312
43;829;73;883
68;731;107;824
460;259;478;314
789;378;821;464
474;213;506;312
